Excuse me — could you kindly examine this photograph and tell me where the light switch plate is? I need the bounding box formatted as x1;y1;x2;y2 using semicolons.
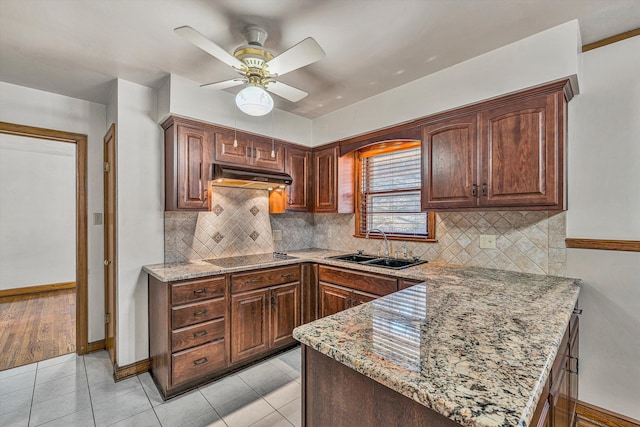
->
479;234;496;249
93;213;103;225
273;230;283;241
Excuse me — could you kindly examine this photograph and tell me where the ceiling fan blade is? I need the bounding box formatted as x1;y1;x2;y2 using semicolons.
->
267;81;308;103
200;79;246;90
266;37;325;76
174;26;244;69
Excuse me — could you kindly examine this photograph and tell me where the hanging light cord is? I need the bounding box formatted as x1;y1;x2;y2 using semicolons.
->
271;110;275;158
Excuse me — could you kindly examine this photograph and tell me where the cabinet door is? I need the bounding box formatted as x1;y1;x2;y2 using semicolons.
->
176;125;213;210
252;139;285;172
319;283;350;318
350;290;378;307
314;147;337;212
551;332;570;427
214;132;252;166
286;147;311;211
421;114;478;210
269;283;301;349
231;289;269;363
480;92;561;207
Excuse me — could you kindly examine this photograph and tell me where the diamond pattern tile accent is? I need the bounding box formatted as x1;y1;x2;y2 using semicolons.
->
250;205;260;216
250;231;259;241
213;232;224;243
212;204;224;216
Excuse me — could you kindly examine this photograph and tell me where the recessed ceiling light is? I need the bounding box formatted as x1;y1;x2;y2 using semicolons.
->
317;103;324;107
395;69;405;75
425;55;438;62
336;95;343;99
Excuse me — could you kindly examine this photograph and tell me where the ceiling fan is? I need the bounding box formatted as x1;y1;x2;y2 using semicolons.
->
175;24;325;116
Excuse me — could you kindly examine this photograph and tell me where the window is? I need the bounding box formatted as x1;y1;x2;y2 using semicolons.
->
355;141;434;241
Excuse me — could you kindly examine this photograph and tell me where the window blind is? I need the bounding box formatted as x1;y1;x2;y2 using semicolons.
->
358;145;428;238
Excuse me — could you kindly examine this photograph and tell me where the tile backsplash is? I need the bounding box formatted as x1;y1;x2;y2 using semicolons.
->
313;211;566;276
165;187;274;263
164;188;566;276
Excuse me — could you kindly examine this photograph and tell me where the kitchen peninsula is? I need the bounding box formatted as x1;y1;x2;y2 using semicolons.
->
144;249;581;426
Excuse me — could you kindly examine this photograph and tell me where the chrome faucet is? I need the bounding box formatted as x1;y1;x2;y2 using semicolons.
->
366;228;389;258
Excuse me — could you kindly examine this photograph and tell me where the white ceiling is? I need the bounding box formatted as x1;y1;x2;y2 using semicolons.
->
1;0;639;119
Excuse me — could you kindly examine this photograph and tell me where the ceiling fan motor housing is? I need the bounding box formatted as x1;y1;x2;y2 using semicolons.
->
234;26;275;87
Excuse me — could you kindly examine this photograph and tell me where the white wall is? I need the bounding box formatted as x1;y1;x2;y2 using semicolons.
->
0;135;75;289
312;20;581;145
162;74;313;146
566;36;640;420
0;81;107;342
113;79;164;366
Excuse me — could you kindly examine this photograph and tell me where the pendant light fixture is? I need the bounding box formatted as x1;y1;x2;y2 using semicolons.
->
235;85;274;116
233;120;238;148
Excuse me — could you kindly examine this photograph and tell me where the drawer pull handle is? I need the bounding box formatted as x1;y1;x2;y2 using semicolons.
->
193;357;208;366
573;308;583;315
193;331;208;338
193;289;206;294
245;278;260;284
193;309;208;316
280;273;292;278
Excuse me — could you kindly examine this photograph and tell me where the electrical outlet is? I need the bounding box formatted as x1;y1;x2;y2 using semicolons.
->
479;234;496;249
273;230;283;241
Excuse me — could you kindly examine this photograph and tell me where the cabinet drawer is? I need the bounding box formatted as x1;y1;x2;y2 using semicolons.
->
318;266;397;296
232;265;300;294
171;318;225;353
172;298;226;329
171;276;225;306
171;339;225;386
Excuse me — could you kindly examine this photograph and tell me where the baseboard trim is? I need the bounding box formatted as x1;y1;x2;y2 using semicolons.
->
0;282;76;298
565;238;640;252
577;400;640;427
87;340;106;353
114;358;151;381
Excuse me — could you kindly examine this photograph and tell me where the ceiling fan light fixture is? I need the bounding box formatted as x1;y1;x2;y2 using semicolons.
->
235;85;273;116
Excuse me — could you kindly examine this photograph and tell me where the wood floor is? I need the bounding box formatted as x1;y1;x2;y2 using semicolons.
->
0;288;76;370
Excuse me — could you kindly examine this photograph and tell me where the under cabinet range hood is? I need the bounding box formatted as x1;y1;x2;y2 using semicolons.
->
210;164;292;190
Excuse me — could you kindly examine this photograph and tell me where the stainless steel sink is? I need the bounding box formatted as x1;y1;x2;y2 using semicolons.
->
326;253;378;263
326;253;427;270
363;258;427;270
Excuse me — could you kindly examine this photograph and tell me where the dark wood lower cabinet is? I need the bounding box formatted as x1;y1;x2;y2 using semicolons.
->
230;289;269;363
230;275;301;364
149;265;301;399
531;309;579;427
302;345;459;427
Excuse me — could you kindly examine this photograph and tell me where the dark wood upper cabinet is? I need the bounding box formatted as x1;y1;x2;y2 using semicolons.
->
286;147;312;211
422;114;478;210
313;146;354;213
165;122;214;211
480;92;561;207
213;132;252;165
213;131;284;172
314;146;337;212
421;81;569;211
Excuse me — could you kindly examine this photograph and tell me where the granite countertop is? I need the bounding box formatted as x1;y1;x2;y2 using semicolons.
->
143;249;581;427
293;266;581;427
143;248;453;282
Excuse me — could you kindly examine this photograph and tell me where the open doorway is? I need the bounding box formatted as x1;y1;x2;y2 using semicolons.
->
0;122;88;370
